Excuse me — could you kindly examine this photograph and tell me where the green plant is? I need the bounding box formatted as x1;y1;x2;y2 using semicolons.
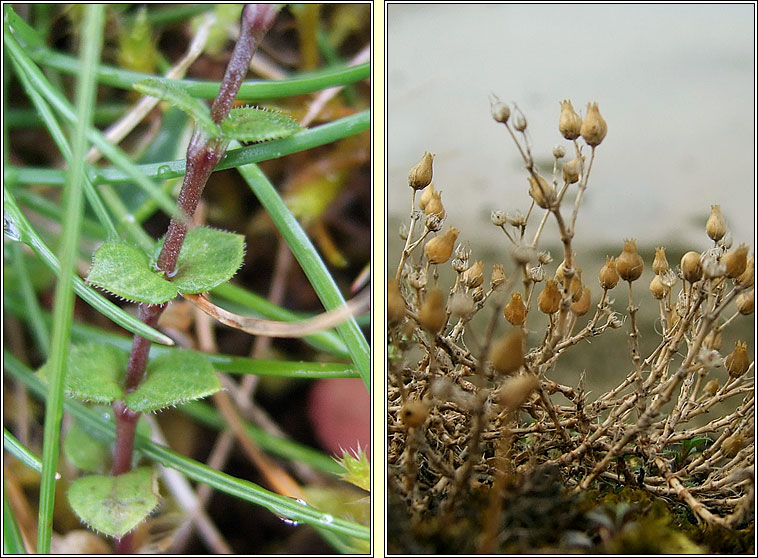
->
388;97;754;553
4;4;369;554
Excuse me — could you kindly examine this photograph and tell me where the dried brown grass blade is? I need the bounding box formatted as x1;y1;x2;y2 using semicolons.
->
183;288;370;338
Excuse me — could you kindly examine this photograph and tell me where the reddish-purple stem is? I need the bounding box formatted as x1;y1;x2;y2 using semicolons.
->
112;5;278;553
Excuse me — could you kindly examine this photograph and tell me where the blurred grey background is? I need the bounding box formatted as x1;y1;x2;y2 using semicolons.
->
387;3;756;257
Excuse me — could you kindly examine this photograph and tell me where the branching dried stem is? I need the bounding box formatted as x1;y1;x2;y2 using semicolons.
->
388;98;755;541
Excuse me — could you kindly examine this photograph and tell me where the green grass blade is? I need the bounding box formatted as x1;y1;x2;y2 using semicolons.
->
12;188;107;240
236;158;370;389
4;103;127;129
3;187;174;345
4;354;370;542
4;429;49;476
3;488;27;554
10;242;50;356
36;7;104;552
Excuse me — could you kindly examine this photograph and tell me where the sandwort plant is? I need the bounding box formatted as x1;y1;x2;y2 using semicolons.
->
388;97;754;552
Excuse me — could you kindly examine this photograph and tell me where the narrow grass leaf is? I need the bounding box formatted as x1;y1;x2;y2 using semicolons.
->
36;6;104;552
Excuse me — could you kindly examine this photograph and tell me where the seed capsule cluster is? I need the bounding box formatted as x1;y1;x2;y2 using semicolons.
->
388;98;754;544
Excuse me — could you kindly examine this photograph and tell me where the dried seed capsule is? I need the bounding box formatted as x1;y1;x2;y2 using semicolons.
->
528;265;545;283
706;204;727;242
407;267;427;290
570;286;591;316
555;254;577;285
511;243;537;266
491;210;508;227
504;292;527;325
425;213;443;232
418;288;447;333
562;157;581;184
680;251;702;283
598;256;620;290
500;374;540;411
703;378;719;397
649;274;667;300
580;102;607;147
723;244;748;279
387;278;406;324
398;222;408;240
463;260;484;288
737;289;754;315
514;113;527;132
704;329;722;350
491;264;506;289
616;240;644;282
528;173;556;209
569;270;583;301
490;95;510;123
735;255;754;287
701;252;725;279
722;433;746;457
538;279;561;314
452;257;468;273
725;340;749;378
424;227;459;264
400;400;428;428
423;191;446;219
652;247;670;275
418;184;437;211
506;209;527;227
449;291;475;320
538;251;553;265
559;100;582;140
408;152;434;190
659;269;678;288
552;145;566;159
490;328;525;375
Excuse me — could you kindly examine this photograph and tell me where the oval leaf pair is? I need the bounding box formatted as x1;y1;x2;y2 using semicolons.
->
86;226;245;305
37;343;220;413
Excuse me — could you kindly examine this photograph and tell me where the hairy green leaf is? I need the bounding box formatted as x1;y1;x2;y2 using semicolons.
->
134;77;217;136
154;226;245;294
220;106;302;143
68;467;160;538
37;343;127;404
63;421;110;474
86;241;177;304
125;350;220;413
